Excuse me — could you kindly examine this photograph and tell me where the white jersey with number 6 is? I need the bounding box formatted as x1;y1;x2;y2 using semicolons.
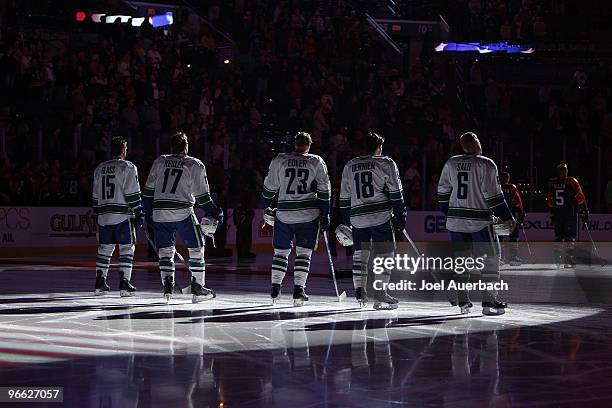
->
262;152;331;224
143;154;211;223
437;154;505;233
92;159;141;226
339;155;403;229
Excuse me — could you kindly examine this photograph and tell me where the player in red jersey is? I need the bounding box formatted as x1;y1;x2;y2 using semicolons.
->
500;172;525;265
546;163;588;267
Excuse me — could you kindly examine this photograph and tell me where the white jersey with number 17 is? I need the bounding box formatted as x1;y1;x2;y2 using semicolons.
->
143;154;211;223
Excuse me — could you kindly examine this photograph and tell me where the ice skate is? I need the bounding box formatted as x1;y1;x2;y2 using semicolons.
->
95;271;110;296
293;285;309;307
482;300;507;316
119;272;136;297
372;291;399;310
482;290;507;316
163;276;174;303
564;255;576;269
270;283;281;305
455;289;471;314
554;250;563;269
191;277;215;303
459;301;473;314
355;287;368;307
509;256;523;266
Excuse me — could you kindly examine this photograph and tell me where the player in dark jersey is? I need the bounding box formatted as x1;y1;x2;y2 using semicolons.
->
500;172;525;265
546;163;588;267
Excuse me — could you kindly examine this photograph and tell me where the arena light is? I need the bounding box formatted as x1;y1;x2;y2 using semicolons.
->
105;15;131;24
131;17;145;27
434;42;534;54
75;11;87;22
434;42;446;52
149;12;173;28
91;13;106;23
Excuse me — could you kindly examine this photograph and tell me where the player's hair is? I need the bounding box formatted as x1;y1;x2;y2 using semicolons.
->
460;132;480;154
171;132;189;153
500;172;510;183
294;131;312;146
365;131;385;153
557;163;568;177
110;137;127;157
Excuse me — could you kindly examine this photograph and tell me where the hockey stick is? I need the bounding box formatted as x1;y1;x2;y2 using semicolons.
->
520;226;533;260
402;229;457;305
143;222;190;294
583;221;605;266
322;231;347;302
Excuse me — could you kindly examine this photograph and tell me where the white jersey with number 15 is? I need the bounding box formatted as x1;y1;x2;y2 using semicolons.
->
92;159;141;226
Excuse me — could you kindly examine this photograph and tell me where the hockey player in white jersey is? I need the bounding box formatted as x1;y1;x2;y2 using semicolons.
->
92;137;142;297
437;132;515;315
142;132;224;303
258;132;331;306
339;132;406;310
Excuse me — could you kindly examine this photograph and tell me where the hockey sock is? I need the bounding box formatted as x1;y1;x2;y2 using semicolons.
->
158;246;176;283
96;244;115;278
118;244;135;281
481;248;501;284
271;248;291;285
294;247;312;287
188;247;206;286
352;249;370;289
375;252;394;287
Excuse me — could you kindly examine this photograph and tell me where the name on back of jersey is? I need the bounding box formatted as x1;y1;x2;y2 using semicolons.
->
287;158;308;168
456;162;472;171
101;166;116;175
351;162;376;172
164;159;185;169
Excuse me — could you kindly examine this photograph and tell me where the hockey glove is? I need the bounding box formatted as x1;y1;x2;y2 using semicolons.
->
200;201;224;227
580;210;589;224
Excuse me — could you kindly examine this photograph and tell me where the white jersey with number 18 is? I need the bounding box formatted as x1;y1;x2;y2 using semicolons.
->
339;155;403;229
143;154;212;223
